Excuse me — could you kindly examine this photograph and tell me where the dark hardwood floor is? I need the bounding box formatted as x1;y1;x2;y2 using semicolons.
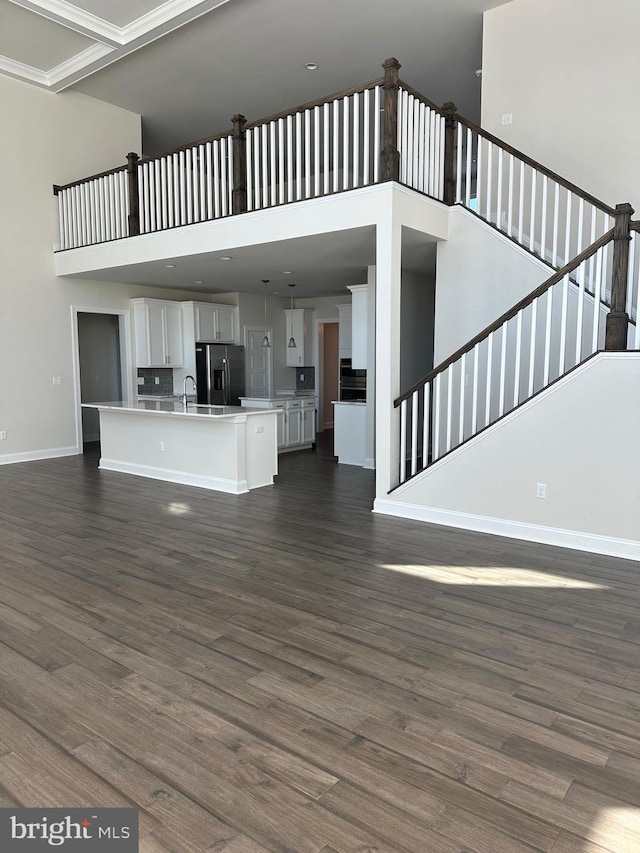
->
0;433;639;852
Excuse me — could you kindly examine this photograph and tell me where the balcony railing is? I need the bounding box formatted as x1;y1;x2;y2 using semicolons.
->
54;57;614;256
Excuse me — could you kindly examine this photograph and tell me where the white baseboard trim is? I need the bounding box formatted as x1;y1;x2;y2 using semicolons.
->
0;445;80;466
364;457;375;470
373;498;640;562
99;459;249;494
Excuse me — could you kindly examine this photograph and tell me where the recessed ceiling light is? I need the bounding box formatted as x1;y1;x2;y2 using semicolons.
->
219;256;233;261
164;264;176;268
305;62;318;71
194;280;204;285
283;270;293;275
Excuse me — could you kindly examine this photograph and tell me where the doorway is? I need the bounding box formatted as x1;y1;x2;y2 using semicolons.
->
73;308;131;451
315;321;339;432
245;326;273;398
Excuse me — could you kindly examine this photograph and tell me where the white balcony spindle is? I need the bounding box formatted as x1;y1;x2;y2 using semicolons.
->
212;143;221;218
445;367;453;453
418;104;426;192
543;287;553;384
551;182;560;266
455;122;463;203
261;123;268;207
332;100;339;192
458;352;466;445
498;323;507;416
287;115;294;201
513;311;523;407
518;161;525;243
558;273;569;374
433;374;442;462
399;400;407;483
471;343;479;434
178;151;186;225
295;112;302;200
496;147;503;229
363;93;370;186
314;105;321;196
422;382;430;469
411;390;418;476
342;97;349;191
592;247;604;351
485;142;493;222
475;135;482;216
353;93;360;189
575;260;586;364
279;118;286;204
185;149;193;224
271;121;277;206
485;332;493;426
529;171;538;252
540;175;548;260
465;126;472;207
507;154;514;236
304;110;311;198
373;85;381;183
528;300;538;396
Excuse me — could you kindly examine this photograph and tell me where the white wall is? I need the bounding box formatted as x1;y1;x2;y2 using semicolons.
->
0;75;227;462
482;0;640;211
434;207;550;363
378;353;640;560
401;269;436;390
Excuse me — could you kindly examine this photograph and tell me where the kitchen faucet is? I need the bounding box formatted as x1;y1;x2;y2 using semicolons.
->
182;375;197;408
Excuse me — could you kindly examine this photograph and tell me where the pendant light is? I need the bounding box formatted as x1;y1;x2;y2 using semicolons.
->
261;280;271;348
287;283;297;349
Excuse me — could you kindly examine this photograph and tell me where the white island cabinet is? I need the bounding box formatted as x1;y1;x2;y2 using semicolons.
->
83;400;277;494
333;401;367;466
240;395;315;452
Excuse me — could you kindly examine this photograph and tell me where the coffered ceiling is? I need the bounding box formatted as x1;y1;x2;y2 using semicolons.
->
1;0;512;154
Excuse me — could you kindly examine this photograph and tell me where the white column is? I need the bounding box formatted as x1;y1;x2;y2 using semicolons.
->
375;216;403;497
365;264;376;469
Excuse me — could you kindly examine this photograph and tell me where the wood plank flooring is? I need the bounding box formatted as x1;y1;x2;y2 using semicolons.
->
0;433;639;851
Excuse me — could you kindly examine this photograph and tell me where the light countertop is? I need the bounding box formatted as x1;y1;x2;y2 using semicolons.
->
83;400;276;420
332;400;366;406
240;393;315;401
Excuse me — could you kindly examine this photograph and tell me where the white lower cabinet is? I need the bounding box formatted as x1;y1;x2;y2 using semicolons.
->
241;396;315;452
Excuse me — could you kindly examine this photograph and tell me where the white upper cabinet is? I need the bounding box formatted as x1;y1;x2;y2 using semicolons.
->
348;284;368;369
285;308;314;367
132;298;184;368
337;304;352;359
188;302;239;343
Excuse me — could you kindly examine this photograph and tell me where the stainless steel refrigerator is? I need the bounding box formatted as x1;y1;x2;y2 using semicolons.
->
195;343;245;406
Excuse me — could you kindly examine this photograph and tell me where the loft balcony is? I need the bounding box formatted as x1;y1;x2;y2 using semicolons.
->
53;57;615;267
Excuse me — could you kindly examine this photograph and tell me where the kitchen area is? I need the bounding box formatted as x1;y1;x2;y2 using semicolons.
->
81;280;373;494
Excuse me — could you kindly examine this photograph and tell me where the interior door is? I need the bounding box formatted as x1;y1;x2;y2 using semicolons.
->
246;328;272;398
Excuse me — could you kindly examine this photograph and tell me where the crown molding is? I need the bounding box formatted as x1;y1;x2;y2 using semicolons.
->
47;43;115;86
4;0;235;91
0;54;49;85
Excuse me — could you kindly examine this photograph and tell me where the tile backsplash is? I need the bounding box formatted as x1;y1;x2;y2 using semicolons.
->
296;367;315;392
137;368;174;396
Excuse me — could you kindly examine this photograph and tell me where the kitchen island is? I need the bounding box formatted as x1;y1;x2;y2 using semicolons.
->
83;400;278;494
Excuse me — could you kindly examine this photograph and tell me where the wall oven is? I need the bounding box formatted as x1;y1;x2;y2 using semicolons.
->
339;358;366;402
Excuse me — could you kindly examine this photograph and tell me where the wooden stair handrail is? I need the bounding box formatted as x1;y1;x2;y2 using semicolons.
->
394;228;615;407
53;163;127;195
244;77;385;130
455;114;616;218
396;79;445;115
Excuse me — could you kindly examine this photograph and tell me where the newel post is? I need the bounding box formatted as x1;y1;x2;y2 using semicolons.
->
381;58;401;182
232;114;247;215
605;202;634;351
442;101;457;206
126;152;140;237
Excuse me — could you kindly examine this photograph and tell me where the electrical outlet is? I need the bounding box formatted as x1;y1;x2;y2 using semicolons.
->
501;113;513;126
255;425;264;434
52;376;62;386
154;377;160;385
137;377;144;386
536;483;547;499
0;431;6;441
299;374;304;382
